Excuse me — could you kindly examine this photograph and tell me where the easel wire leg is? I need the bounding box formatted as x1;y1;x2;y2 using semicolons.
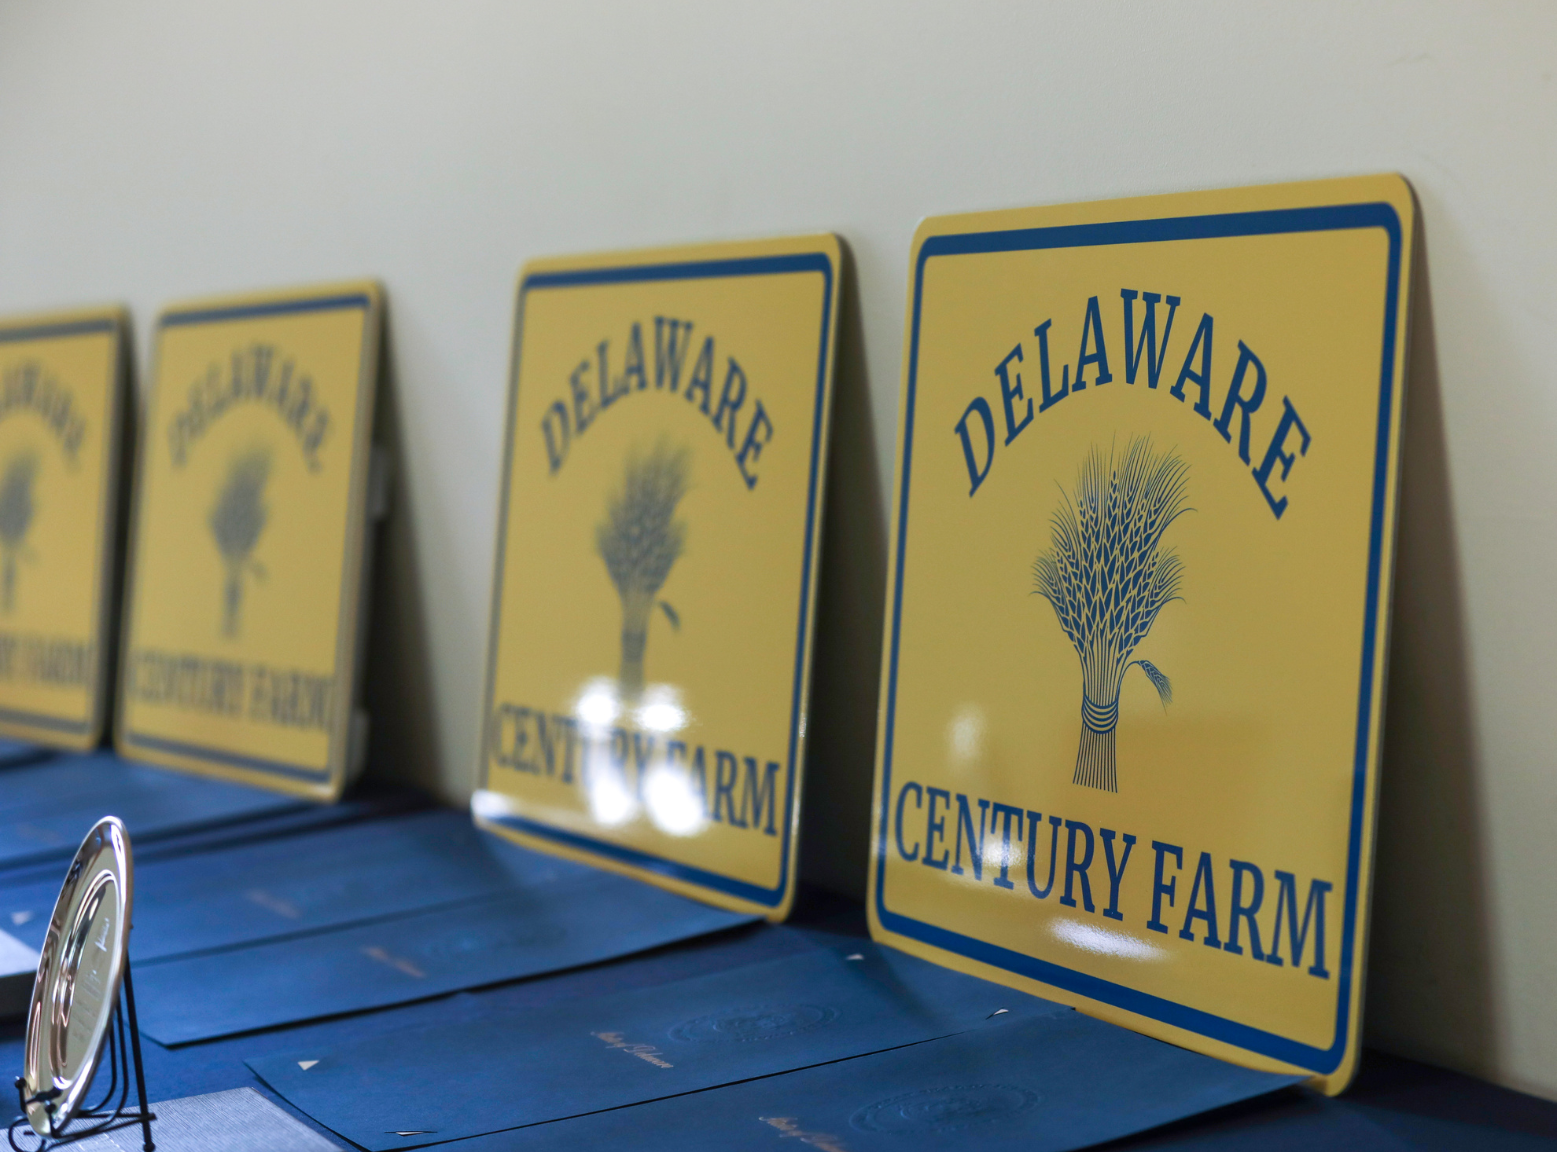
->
120;967;154;1152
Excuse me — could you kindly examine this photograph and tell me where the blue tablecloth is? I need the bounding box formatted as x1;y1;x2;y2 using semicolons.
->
1;816;1551;1151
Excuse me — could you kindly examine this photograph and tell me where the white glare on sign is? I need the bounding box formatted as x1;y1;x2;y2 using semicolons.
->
1050;918;1165;963
643;764;706;836
635;685;687;734
948;705;984;766
586;764;637;827
575;678;620;732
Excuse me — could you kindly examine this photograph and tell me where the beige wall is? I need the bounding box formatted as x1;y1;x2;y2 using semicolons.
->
2;0;1554;1100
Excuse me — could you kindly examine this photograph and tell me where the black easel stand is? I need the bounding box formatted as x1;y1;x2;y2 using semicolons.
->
8;963;155;1152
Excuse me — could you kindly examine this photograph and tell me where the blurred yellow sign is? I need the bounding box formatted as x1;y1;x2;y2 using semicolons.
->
0;307;127;750
475;236;842;920
117;283;383;799
868;176;1414;1093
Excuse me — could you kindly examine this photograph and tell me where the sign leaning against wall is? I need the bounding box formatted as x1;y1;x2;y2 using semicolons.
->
868;175;1415;1093
475;235;842;921
116;283;384;800
0;307;128;750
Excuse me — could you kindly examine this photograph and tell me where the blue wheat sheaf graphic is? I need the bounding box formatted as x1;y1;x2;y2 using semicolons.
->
209;451;271;639
596;441;689;699
1033;439;1188;792
0;453;38;614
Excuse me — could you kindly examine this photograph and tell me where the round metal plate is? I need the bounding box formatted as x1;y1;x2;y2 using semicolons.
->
21;816;133;1138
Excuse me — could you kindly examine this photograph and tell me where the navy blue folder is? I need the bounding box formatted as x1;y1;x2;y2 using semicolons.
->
0;786;424;894
431;1010;1302;1152
139;872;757;1044
0;740;50;769
0;749;165;809
0;750;305;870
1;810;588;960
247;943;1069;1150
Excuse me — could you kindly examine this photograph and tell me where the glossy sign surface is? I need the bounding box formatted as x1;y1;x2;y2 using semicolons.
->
0;307;127;749
117;283;382;798
22;816;133;1137
476;236;841;919
868;176;1415;1093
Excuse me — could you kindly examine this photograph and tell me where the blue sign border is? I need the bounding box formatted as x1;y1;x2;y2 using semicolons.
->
481;251;836;909
875;203;1404;1073
122;291;375;786
0;317;117;344
0;315;120;738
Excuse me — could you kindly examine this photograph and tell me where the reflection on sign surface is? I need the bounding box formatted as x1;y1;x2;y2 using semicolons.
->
478;237;842;919
869;176;1416;1094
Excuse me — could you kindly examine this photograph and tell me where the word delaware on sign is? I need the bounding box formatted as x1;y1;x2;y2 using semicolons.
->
955;290;1311;519
538;316;776;490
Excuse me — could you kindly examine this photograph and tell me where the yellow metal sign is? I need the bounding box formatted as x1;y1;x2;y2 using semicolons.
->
116;283;383;799
868;176;1414;1093
474;236;842;920
0;307;127;749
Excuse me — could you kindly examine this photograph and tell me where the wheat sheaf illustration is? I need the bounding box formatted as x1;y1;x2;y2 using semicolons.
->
0;453;38;614
1033;438;1188;792
597;441;689;699
210;451;271;639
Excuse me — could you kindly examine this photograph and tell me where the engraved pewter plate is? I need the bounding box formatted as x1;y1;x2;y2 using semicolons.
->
21;816;133;1138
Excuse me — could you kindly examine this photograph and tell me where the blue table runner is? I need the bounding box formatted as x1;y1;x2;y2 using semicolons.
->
0;750;307;871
